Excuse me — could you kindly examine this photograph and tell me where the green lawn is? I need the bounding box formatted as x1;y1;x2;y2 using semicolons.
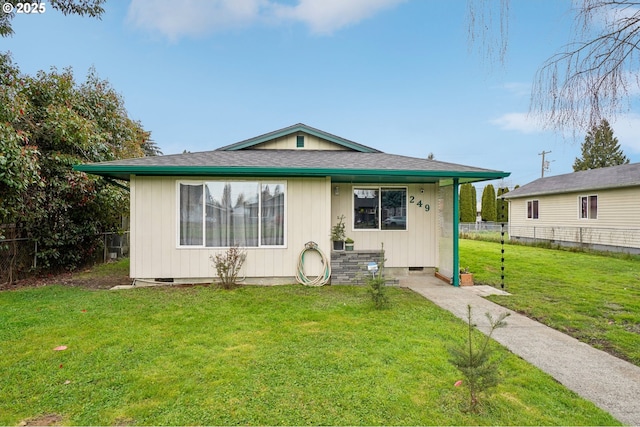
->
461;239;640;365
0;283;619;426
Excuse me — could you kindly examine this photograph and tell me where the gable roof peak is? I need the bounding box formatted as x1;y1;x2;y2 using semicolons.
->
216;123;382;153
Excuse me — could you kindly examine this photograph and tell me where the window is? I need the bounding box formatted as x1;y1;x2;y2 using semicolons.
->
296;135;304;148
179;181;286;247
579;195;598;219
527;200;539;219
353;187;407;230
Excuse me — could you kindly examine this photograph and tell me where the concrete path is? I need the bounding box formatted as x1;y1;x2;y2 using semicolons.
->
400;276;640;426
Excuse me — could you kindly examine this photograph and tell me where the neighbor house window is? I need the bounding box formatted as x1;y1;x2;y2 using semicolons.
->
353;187;407;230
527;200;539;219
579;195;598;219
179;181;286;247
296;135;304;148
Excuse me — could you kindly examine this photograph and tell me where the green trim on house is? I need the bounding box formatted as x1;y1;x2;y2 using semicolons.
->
73;164;509;184
217;123;382;153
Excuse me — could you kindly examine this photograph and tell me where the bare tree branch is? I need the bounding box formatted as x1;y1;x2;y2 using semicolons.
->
469;0;640;134
531;1;640;132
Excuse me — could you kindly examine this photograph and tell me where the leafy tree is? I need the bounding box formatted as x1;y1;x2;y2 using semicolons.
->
496;187;509;222
468;0;640;132
573;119;629;171
1;0;104;37
0;54;41;233
481;184;497;222
459;183;476;223
0;54;150;270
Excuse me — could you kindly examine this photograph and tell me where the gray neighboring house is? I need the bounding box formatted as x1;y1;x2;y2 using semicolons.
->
504;162;640;253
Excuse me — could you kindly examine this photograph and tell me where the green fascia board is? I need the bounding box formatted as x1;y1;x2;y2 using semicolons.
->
74;164;509;183
219;124;381;153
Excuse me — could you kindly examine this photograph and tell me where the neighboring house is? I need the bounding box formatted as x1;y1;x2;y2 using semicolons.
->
504;162;640;253
75;123;509;285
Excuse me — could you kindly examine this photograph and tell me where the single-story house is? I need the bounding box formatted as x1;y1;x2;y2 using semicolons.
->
504;162;640;253
74;123;509;285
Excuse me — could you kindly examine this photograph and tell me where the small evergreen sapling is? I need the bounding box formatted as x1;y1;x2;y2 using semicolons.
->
367;243;389;309
449;305;509;412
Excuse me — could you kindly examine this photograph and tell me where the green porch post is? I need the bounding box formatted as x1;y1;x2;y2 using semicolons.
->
452;178;460;287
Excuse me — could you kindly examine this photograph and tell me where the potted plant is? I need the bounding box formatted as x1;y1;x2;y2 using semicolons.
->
330;215;346;251
345;237;354;251
459;267;474;286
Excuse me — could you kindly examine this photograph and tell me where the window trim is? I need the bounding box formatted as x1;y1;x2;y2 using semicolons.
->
578;194;598;220
352;186;408;231
527;199;539;219
176;180;287;249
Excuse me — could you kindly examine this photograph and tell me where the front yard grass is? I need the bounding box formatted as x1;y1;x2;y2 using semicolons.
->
0;283;619;425
461;239;640;366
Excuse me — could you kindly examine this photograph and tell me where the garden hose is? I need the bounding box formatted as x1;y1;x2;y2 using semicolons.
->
295;241;331;287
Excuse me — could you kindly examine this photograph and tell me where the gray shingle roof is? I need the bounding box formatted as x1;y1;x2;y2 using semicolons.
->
74;149;509;184
74;124;510;184
505;162;640;199
85;149;488;171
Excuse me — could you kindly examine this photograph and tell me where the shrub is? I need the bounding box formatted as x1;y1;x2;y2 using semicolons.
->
211;246;247;289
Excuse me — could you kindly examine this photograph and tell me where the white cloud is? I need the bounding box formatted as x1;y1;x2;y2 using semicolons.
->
611;113;640;153
127;0;267;40
271;0;407;35
501;82;531;97
490;112;544;134
127;0;406;40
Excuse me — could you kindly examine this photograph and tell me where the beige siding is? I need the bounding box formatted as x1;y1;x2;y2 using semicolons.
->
330;183;438;268
130;176;332;281
253;133;348;150
508;186;640;249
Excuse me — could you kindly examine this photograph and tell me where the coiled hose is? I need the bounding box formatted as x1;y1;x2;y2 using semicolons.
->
295;241;331;287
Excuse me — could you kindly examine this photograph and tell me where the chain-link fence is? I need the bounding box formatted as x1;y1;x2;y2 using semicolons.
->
0;238;37;284
507;225;640;254
459;222;640;254
0;231;129;285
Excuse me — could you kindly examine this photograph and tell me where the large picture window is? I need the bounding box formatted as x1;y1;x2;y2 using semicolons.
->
579;195;597;219
179;181;286;247
354;187;407;230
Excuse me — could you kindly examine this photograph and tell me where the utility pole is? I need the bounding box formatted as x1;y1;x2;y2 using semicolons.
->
539;150;552;177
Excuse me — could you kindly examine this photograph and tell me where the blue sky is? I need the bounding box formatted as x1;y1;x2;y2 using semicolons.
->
4;0;640;191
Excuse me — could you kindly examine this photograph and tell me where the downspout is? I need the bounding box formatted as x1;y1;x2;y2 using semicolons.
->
452;178;460;287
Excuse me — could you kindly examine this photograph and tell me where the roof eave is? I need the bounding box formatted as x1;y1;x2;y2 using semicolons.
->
74;164;509;184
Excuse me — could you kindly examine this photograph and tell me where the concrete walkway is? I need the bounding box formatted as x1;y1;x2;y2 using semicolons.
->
400;276;640;426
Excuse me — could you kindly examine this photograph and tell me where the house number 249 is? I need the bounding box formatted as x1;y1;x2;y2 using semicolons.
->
409;196;430;212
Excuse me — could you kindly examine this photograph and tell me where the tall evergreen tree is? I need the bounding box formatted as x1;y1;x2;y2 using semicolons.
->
496;187;509;222
573;119;629;171
481;184;497;222
471;185;477;221
459;183;476;223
